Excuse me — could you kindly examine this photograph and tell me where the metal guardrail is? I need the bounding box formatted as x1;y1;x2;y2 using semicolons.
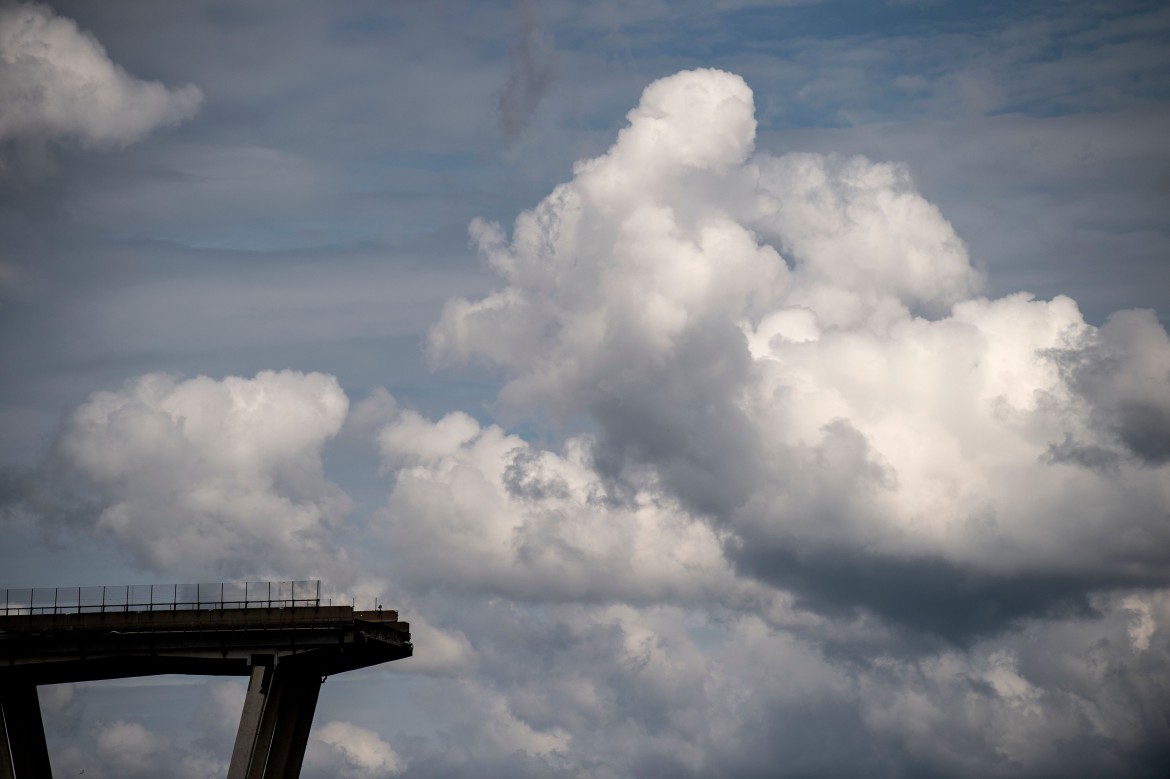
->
1;580;321;616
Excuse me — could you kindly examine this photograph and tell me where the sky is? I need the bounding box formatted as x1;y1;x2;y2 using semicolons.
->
1;0;1169;776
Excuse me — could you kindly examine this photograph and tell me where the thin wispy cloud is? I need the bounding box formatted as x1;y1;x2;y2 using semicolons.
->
498;0;558;141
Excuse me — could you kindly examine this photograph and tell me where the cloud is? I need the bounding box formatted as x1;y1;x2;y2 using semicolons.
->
44;370;351;576
737;1;1170;126
498;0;557;140
93;721;167;775
376;405;780;610
351;592;1170;778
427;68;1170;638
0;3;201;148
310;721;404;777
1053;307;1170;465
18;62;1170;778
49;716;225;779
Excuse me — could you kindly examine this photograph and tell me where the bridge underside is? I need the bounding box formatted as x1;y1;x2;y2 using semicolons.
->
0;606;411;779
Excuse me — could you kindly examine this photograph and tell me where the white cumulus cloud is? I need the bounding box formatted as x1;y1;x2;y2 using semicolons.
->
53;370;350;576
425;68;1170;638
313;721;404;776
0;3;201;147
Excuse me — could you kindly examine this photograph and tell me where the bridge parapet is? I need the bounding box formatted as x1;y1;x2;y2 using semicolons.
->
3;580;322;616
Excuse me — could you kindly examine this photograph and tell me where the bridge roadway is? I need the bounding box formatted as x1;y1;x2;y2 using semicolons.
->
0;605;411;779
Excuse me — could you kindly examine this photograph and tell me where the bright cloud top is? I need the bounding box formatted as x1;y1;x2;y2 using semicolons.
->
427;68;1170;634
57;370;349;575
311;721;404;777
0;3;201;147
377;403;771;608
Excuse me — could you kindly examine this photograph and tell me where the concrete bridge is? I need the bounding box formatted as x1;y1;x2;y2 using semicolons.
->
0;582;411;778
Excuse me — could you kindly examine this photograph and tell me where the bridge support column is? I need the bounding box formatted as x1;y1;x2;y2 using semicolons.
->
259;669;321;779
228;658;323;779
0;683;52;779
228;661;271;779
0;691;13;779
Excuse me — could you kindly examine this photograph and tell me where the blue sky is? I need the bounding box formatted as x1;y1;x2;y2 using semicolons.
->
2;1;1169;776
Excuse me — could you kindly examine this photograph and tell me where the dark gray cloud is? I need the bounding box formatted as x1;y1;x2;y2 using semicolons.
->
498;0;558;141
1050;308;1170;465
587;319;762;519
731;543;1124;645
1043;434;1126;472
1115;401;1170;464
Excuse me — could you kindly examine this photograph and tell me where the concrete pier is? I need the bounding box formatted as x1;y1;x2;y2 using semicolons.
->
0;683;51;779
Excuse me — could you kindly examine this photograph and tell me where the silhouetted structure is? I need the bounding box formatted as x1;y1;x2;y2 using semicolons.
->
0;581;411;778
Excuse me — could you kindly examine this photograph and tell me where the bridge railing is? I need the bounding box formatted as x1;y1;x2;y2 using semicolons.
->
1;580;321;616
